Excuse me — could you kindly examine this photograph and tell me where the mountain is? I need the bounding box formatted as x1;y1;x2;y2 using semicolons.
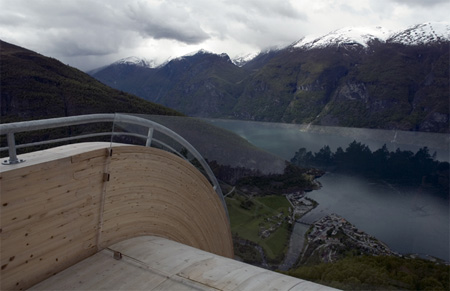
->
237;22;449;132
90;22;449;133
113;56;157;68
91;49;249;117
292;22;449;49
88;56;158;75
0;40;182;123
292;26;393;49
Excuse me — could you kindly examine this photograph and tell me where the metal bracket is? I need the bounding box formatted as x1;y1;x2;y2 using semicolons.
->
2;132;25;165
113;251;122;260
2;158;25;165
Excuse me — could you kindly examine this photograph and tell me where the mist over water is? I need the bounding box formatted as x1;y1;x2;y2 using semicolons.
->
204;119;449;162
204;119;450;261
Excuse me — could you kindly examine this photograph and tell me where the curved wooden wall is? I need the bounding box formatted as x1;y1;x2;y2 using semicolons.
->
0;143;233;290
101;146;233;256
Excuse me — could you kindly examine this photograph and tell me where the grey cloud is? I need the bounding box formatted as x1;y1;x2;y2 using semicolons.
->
141;22;209;44
219;0;306;45
45;31;125;57
1;0;209;58
0;0;132;56
32;25;134;58
1;0;447;72
226;0;306;20
0;11;27;26
260;1;306;19
125;1;210;44
390;0;448;6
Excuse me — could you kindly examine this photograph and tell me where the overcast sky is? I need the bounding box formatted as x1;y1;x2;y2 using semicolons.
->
1;0;448;71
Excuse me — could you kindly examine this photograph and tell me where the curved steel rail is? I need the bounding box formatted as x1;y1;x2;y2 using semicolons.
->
0;113;226;213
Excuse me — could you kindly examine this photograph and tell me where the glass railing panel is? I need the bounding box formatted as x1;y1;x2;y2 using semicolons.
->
128;114;287;174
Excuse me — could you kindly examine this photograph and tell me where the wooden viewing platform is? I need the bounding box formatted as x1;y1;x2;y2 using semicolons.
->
1;142;336;290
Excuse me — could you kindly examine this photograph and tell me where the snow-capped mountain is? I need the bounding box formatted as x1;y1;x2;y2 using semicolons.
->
90;21;448;133
100;22;449;72
292;21;449;49
293;26;392;49
113;56;157;68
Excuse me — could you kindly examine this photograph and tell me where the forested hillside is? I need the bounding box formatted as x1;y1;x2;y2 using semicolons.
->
0;40;182;124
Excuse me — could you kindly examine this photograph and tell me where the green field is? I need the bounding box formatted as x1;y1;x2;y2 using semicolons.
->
226;193;292;262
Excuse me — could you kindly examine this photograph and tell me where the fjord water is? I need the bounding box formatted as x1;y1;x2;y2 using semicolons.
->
302;173;449;262
204;119;449;262
204;119;449;162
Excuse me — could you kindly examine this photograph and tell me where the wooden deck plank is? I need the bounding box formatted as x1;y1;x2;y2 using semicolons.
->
31;236;337;291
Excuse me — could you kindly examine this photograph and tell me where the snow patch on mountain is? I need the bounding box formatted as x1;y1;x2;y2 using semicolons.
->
232;51;260;67
388;22;449;45
113;56;157;68
293;26;392;49
293;21;449;49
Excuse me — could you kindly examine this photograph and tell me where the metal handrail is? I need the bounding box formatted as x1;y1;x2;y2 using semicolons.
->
0;113;226;213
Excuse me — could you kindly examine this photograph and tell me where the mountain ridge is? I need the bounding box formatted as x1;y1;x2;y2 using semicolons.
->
292;21;448;50
89;22;449;133
90;21;449;69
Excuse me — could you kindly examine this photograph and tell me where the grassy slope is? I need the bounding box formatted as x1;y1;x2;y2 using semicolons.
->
226;193;291;262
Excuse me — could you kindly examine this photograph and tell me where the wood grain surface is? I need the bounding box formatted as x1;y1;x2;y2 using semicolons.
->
1;143;233;290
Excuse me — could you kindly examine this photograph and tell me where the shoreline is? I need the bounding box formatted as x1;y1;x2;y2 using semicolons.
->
280;183;449;268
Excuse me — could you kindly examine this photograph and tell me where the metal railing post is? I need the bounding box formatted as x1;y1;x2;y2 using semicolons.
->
146;128;154;147
2;132;25;165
